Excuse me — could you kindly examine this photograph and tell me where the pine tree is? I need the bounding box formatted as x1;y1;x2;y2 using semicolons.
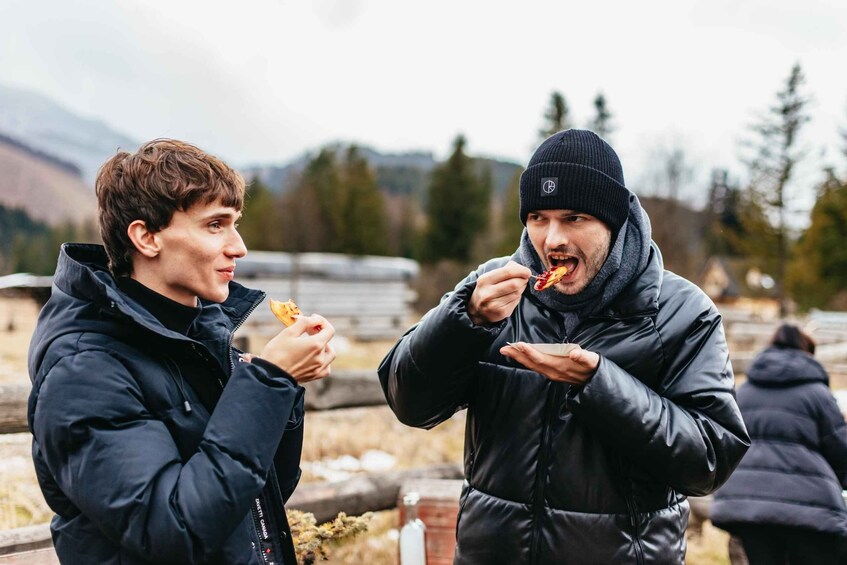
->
744;62;811;315
704;169;777;260
423;135;490;262
240;176;283;251
496;169;524;256
787;171;847;310
280;149;341;252
339;145;389;255
384;193;421;258
589;92;614;139
539;91;570;140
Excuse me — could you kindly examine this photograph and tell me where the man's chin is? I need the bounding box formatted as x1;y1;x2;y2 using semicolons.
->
554;281;587;295
200;289;230;304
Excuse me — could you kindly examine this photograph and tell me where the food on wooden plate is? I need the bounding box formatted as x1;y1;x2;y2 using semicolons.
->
533;266;569;291
269;298;301;326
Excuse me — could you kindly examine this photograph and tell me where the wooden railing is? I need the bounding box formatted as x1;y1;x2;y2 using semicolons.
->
0;370;386;435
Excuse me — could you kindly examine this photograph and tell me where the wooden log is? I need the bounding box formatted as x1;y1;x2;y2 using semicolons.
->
0;370;387;435
0;549;59;565
0;524;52;558
0;385;29;435
287;463;464;524
302;370;385;411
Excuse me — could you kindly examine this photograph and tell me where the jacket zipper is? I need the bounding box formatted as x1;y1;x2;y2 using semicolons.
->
529;322;569;563
228;291;265;376
569;318;646;565
268;466;297;565
529;382;561;564
625;487;645;565
251;493;284;564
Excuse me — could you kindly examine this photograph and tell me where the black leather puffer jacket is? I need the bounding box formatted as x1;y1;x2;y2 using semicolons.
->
711;345;847;537
379;248;749;564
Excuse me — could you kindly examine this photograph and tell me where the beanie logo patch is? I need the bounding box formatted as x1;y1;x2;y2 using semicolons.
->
541;177;558;197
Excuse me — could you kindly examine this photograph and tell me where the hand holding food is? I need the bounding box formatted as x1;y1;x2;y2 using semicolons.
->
467;261;531;326
260;299;335;383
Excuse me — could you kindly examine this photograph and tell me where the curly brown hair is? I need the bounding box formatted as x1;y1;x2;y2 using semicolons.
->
95;139;245;276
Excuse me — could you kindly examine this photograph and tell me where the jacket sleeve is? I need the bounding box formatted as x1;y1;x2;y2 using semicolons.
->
31;349;302;563
815;387;847;488
378;271;504;430
566;287;750;497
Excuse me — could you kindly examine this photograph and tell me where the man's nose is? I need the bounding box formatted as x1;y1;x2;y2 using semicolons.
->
227;229;248;258
545;220;569;249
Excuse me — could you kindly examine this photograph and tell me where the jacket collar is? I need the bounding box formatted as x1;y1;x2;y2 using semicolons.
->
53;243;265;341
599;242;663;319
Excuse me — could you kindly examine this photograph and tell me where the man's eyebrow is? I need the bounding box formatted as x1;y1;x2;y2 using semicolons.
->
198;209;242;221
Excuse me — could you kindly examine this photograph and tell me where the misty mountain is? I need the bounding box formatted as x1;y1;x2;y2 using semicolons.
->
240;144;438;194
0;83;523;202
0;134;96;226
0;83;140;185
242;144;523;199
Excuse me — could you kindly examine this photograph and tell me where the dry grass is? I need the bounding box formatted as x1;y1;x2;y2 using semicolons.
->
330;339;396;371
323;510;398;565
0;433;51;529
0;297;38;385
301;407;464;481
686;521;732;565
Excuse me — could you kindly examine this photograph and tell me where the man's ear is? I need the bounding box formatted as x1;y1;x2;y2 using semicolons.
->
127;220;160;258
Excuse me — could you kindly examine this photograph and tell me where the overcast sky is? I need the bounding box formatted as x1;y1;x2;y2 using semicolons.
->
3;0;847;208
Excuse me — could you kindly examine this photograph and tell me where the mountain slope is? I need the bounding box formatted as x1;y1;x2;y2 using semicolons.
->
0;136;96;226
0;83;139;184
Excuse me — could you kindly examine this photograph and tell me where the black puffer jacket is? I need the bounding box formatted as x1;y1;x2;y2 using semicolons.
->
28;244;304;564
379;249;749;564
711;345;847;537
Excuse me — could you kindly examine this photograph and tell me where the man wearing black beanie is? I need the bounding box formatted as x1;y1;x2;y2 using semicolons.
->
379;129;749;564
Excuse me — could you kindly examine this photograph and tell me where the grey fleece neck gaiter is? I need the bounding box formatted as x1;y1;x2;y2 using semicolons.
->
514;193;652;323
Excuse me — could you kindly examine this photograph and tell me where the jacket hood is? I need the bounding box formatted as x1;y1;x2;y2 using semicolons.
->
746;345;829;387
28;243;264;381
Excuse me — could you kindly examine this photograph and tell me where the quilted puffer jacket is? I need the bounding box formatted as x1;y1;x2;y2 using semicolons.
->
28;244;304;564
711;345;847;537
379;248;749;564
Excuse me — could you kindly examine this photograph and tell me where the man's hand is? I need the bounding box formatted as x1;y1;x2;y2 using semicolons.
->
258;315;336;383
500;342;600;385
467;261;531;326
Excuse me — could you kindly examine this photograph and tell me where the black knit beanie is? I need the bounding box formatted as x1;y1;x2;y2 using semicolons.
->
519;129;630;233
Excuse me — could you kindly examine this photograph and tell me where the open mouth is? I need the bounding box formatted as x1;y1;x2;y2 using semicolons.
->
548;254;578;276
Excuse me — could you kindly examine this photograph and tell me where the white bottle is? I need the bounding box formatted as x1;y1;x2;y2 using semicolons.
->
400;492;427;565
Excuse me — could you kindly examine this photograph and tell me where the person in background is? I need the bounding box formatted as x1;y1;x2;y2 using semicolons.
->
379;129;750;564
27;139;335;564
711;323;847;565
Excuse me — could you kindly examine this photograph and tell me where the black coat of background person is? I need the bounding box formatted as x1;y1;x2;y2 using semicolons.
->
711;326;847;540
